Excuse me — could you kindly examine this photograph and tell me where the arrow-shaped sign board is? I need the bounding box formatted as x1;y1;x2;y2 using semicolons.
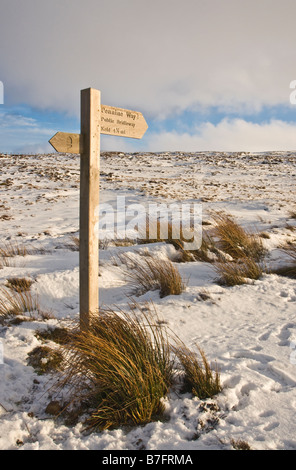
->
49;132;82;154
100;105;148;139
49;105;147;154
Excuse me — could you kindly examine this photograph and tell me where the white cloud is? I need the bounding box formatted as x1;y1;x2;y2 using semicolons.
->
144;119;296;152
0;112;49;132
1;0;296;119
0;110;56;153
13;142;53;154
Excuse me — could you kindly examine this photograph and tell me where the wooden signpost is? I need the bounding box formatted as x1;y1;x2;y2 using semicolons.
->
49;88;148;329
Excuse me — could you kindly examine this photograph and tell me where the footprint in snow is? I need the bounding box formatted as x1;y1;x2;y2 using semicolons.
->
277;323;296;347
231;350;275;363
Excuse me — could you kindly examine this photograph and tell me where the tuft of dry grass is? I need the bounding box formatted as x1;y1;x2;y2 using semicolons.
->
164;229;219;264
272;240;296;279
27;346;64;375
120;253;186;297
5;277;34;292
0;240;28;258
51;302;223;431
58;303;173;430
0;287;50;323
211;213;265;262
35;326;71;345
213;256;263;286
0;240;29;268
208;213;265;286
190;231;218;262
259;232;270;239
112;238;135;247
281;240;296;260
173;343;222;400
130;216;218;264
230;438;251;451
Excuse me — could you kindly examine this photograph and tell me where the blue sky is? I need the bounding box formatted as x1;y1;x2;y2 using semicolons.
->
2;102;296;154
1;0;296;154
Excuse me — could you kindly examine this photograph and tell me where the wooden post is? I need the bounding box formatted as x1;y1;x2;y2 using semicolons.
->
79;88;101;330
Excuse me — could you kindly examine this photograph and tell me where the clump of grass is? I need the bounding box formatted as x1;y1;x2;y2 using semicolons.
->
163;229;219;264
197;288;212;302
27;346;64;375
0;240;28;258
190;231;219;263
58;303;173;430
208;213;265;286
211;213;265;262
113;238;135;247
272;241;296;279
53;303;223;431
213;256;263;286
281;240;296;260
157;213;265;267
230;438;251;451
35;326;71;345
136;216;216;264
0;240;29;268
173;344;222;400
120;253;186;297
5;277;33;292
0;287;49;323
259;232;270;239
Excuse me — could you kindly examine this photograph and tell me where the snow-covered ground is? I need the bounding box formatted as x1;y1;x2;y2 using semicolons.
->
0;151;295;450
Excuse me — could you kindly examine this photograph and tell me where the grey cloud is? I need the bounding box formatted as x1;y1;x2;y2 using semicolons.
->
1;0;296;119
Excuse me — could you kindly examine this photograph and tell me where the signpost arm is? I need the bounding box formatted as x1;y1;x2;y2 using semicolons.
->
79;88;101;330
